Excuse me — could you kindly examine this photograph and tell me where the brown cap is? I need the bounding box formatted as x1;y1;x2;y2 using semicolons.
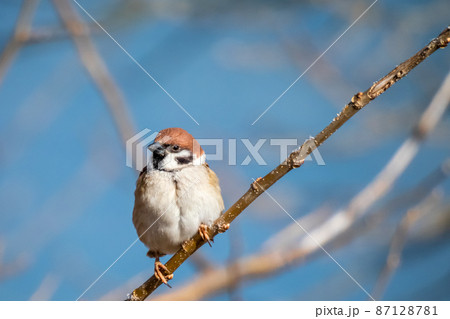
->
155;127;204;158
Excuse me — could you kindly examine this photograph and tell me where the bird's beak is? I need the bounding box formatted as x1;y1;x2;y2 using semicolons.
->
148;142;166;158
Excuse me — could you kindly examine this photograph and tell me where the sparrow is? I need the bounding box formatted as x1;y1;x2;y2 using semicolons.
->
132;127;228;285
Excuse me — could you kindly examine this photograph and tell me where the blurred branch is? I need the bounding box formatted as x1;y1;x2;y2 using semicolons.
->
266;156;450;252
0;0;39;86
129;26;450;301
330;158;450;251
26;27;74;43
52;0;135;144
189;252;215;273
371;190;443;300
263;205;332;251
29;274;60;301
100;271;148;301
152;249;309;301
226;222;244;300
0;241;30;281
26;22;102;43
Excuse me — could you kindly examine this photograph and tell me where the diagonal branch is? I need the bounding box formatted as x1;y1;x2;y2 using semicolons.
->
129;26;450;301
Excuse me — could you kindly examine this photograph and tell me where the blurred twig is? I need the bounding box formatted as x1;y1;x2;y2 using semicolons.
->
26;22;102;43
263;205;332;252
330;158;450;251
26;27;74;43
100;271;148;301
371;190;443;300
52;0;135;145
189;252;215;272
226;222;244;300
266;156;450;253
29;274;60;301
0;0;39;86
0;241;29;281
129;26;450;301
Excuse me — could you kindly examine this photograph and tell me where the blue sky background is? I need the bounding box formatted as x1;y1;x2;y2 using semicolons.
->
0;0;449;301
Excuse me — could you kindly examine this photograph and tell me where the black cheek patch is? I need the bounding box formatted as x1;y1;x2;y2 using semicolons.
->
176;155;193;165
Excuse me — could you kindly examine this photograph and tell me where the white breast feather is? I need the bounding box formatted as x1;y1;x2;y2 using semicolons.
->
132;165;224;255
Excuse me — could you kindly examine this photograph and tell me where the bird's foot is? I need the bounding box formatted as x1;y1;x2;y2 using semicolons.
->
198;224;213;247
154;260;173;287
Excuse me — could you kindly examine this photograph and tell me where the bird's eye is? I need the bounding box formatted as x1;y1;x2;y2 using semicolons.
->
172;145;180;152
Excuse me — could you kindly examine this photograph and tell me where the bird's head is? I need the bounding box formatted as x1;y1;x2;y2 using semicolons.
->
148;127;205;171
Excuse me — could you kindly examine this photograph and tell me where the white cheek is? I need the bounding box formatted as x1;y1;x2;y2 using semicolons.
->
178;150;192;157
158;150;193;170
157;150;202;171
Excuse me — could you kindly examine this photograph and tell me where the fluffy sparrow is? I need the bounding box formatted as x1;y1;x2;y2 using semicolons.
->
132;128;228;284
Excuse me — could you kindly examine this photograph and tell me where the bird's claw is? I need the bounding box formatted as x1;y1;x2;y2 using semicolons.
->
154;260;173;287
198;224;212;247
